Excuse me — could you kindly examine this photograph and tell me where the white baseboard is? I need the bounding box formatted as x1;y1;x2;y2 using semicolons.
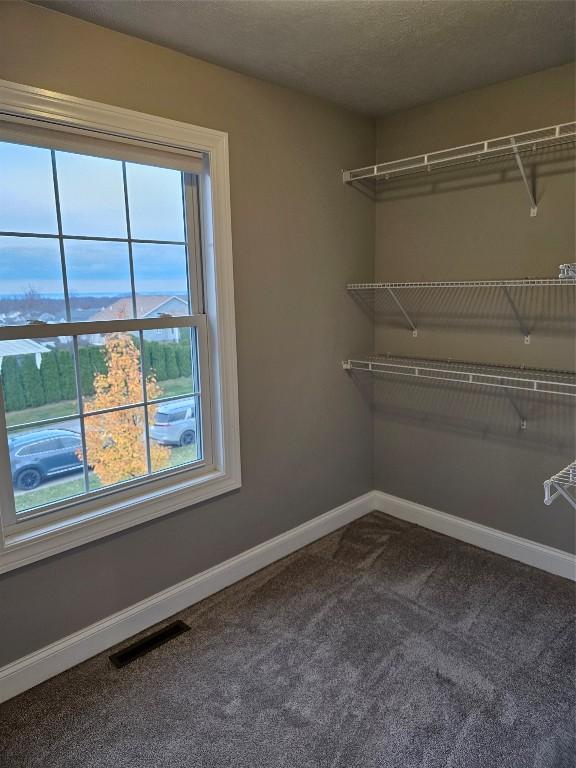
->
0;491;374;704
2;488;574;704
373;490;576;582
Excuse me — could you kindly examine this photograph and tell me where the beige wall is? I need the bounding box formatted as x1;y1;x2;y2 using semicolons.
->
0;2;375;666
373;64;576;551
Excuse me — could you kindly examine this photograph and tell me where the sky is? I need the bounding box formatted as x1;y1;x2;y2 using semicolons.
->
0;141;190;300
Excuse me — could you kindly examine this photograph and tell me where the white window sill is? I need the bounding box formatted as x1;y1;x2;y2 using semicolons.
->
0;465;241;574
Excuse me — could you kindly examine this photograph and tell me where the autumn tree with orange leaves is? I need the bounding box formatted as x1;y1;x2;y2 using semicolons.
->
82;332;170;485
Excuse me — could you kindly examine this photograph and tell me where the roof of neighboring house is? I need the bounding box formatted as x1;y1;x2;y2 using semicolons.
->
0;339;51;357
89;296;188;322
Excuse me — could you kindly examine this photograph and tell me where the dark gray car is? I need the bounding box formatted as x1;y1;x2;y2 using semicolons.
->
9;429;83;490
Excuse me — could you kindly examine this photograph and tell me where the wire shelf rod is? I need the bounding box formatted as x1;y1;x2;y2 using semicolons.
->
347;278;576;290
343;122;576;184
342;356;576;398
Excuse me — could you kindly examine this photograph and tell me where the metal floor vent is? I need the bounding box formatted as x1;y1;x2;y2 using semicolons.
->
109;620;191;668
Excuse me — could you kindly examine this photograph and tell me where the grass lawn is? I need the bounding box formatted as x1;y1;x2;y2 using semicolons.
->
159;378;195;398
6;401;78;428
15;443;198;513
6;378;193;428
15;473;95;512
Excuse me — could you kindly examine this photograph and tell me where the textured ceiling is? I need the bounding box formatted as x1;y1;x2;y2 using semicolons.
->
32;0;576;115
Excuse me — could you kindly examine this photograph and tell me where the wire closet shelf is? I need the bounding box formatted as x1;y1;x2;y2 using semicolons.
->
343;122;576;194
544;461;576;512
347;276;576;291
342;355;576;398
347;265;576;342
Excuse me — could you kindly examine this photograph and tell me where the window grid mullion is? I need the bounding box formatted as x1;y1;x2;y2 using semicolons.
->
182;174;204;315
139;329;153;476
180;174;193;315
0;315;204;343
121;161;139;320
5;390;202;434
0;231;186;246
121;163;153;473
52;151;89;495
72;335;90;496
50;150;72;323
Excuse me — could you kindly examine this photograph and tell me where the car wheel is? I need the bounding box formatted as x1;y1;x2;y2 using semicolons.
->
179;430;195;447
16;467;43;491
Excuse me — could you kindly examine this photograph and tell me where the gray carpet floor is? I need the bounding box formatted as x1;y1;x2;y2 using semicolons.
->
1;511;575;768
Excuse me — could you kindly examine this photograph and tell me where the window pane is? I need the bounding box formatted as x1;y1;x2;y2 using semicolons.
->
0;236;66;323
9;420;86;514
81;332;143;413
0;141;208;524
126;163;185;242
0;142;58;234
149;395;201;472
56;152;127;238
1;336;78;427
84;405;147;491
142;327;199;400
132;243;190;315
64;240;133;321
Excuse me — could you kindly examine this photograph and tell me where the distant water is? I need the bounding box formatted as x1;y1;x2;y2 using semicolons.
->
0;292;187;299
0;293;127;300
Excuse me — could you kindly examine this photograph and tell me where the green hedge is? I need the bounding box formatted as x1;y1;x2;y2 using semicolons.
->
1;338;193;412
40;350;61;403
1;357;26;411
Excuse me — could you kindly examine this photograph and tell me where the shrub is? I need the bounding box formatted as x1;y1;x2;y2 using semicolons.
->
149;342;167;381
89;346;107;376
20;355;46;408
175;344;192;378
40;351;61;403
143;341;153;378
56;350;77;400
1;356;25;411
79;347;94;396
165;345;180;379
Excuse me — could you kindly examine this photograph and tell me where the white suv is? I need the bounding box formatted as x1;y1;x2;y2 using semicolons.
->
150;400;197;446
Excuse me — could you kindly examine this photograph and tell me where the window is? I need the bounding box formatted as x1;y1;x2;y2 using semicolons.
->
0;80;240;573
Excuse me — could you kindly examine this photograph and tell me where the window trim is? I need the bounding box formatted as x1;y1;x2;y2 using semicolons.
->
0;79;241;574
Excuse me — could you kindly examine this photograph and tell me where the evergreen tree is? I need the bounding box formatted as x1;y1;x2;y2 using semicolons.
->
175;343;192;378
149;342;167;381
40;351;61;403
56;350;77;400
1;356;25;411
165;344;180;379
20;355;46;408
79;347;95;396
89;346;107;377
143;341;153;379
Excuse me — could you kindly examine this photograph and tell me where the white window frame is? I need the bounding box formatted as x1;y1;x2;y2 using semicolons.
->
0;79;241;574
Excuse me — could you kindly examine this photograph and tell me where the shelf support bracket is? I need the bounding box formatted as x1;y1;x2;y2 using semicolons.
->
504;390;527;430
501;286;530;343
544;481;576;511
543;479;559;505
511;139;538;217
386;288;418;337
